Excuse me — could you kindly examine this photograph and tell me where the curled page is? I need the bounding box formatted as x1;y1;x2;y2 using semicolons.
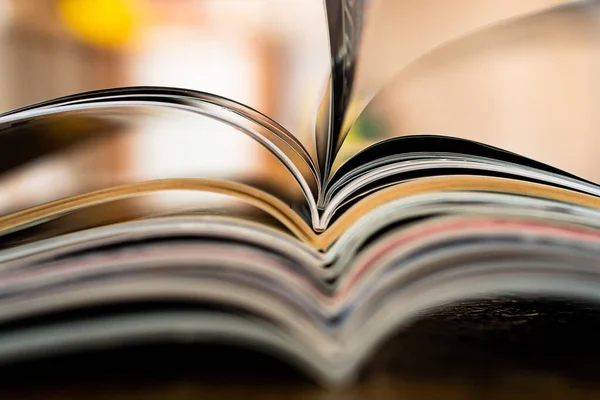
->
316;0;365;181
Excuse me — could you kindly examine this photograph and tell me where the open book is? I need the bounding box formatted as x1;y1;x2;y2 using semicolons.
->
1;0;600;387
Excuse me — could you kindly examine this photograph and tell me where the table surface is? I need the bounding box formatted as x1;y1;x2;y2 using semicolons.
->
3;299;600;399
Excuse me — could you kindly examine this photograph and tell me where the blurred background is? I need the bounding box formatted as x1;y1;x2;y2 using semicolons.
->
0;0;598;216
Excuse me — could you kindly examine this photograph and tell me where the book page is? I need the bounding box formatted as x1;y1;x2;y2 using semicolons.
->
0;178;316;248
0;96;319;242
316;175;600;249
349;0;573;120
315;0;365;179
337;1;600;181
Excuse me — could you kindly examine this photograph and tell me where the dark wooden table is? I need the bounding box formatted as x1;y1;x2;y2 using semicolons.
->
3;299;600;399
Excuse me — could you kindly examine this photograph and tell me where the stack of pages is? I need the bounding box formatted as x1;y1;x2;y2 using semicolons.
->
0;0;599;387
